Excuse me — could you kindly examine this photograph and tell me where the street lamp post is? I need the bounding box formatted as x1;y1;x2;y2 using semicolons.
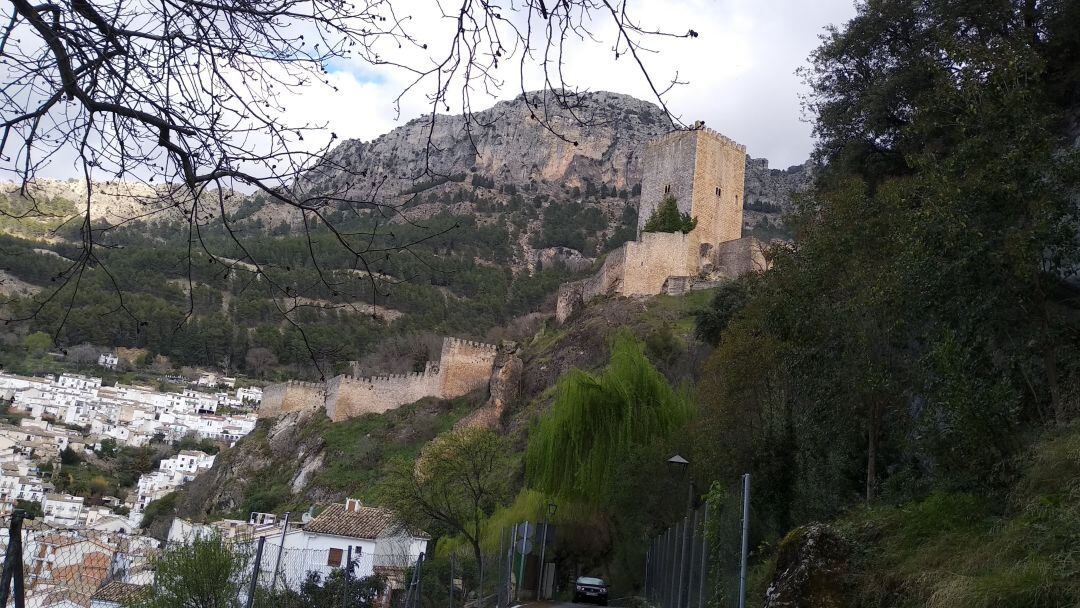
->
667;455;693;608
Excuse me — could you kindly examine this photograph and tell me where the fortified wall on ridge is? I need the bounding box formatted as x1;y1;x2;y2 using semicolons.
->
557;125;768;323
259;337;498;422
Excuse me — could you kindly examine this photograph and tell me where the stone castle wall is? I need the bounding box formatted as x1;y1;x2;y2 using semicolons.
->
555;127;762;325
258;381;325;419
438;338;500;399
262;337;498;422
638;128;747;250
689;128;746;248
638;131;699;231
556;246;628;323
619;231;697;295
712;236;769;279
324;362;441;422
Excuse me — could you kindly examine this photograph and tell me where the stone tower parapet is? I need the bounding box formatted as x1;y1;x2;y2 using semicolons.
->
437;337;499;400
638;127;747;263
555;125;765;324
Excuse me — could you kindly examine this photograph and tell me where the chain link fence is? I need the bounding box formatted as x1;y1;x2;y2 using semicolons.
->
0;513;548;608
0;511;422;608
644;474;750;608
414;521;552;608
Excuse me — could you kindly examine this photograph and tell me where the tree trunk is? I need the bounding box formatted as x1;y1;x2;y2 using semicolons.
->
866;402;882;503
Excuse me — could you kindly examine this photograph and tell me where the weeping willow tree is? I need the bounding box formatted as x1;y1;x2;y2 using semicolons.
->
526;332;694;503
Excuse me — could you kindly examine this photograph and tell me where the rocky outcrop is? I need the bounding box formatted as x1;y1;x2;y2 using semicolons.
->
455;341;523;430
174;408;327;520
743;158;813;235
305;91;672;201
764;524;850;608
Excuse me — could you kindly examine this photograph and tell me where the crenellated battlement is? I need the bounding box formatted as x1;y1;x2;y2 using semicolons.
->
285;380;323;389
442;337;498;352
266;334;498;422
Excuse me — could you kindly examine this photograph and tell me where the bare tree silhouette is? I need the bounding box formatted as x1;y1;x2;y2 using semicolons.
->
0;0;696;371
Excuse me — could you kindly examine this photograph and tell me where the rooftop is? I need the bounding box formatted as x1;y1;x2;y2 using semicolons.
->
91;581;148;603
303;503;428;540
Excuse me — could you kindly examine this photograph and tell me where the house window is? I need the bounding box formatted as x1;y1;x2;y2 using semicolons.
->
354;546;363;556
328;548;343;567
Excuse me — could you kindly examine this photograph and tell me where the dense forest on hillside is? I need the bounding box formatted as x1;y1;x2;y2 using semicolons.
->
0;206;586;377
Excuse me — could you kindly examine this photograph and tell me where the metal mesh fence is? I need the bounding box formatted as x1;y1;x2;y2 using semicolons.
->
0;511;422;608
644;474;750;608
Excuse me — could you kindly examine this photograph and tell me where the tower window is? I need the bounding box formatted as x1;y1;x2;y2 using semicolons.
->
715;187;721;197
664;184;671;194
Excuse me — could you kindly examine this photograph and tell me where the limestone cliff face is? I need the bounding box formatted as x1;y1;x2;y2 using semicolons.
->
306;91;672;198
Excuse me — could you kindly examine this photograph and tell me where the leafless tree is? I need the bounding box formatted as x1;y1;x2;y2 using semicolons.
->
244;346;277;378
0;0;696;371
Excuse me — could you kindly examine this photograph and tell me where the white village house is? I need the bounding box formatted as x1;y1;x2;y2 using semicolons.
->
279;498;429;584
168;499;428;601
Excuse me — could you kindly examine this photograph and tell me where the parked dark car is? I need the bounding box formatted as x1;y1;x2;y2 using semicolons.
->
574;576;609;605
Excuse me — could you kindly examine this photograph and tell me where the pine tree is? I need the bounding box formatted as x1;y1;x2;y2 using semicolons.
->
642;195;697;233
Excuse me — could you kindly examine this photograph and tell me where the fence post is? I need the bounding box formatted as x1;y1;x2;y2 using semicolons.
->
497;527;505;608
698;504;709;608
344;546;353;608
270;512;290;591
0;509;27;608
644;544;650;604
245;536;266;608
738;474;750;608
660;524;669;608
506;525;516;608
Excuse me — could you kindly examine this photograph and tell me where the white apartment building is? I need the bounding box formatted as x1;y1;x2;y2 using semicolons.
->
132;450;215;512
237;386;263;404
43;493;85;527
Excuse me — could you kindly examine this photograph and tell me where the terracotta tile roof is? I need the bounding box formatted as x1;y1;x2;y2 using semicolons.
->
92;581;149;603
303;504;428;540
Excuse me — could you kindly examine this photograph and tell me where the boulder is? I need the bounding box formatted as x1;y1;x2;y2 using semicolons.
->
763;524;849;608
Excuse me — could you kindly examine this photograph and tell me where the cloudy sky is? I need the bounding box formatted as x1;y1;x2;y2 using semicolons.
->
1;0;857;182
283;0;858;170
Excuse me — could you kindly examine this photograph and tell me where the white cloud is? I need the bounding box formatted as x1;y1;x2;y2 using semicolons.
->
296;0;856;168
3;0;856;182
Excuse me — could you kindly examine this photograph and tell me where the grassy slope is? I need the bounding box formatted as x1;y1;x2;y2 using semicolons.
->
750;423;1080;607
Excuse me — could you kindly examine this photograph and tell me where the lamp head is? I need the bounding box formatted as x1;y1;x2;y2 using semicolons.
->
667;454;689;466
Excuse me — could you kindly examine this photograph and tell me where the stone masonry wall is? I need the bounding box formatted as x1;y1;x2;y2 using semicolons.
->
437;338;499;400
638;131;699;235
258;381;325;419
636;128;746;276
690;128;746;248
555;127;757;325
618;231;696;295
556;245;628;323
711;236;769;279
263;336;498;423
324;362;441;422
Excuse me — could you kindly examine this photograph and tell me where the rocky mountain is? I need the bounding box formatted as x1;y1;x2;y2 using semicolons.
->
278;90;810;268
311;91;671;196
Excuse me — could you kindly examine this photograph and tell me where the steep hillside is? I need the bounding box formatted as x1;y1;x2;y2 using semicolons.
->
0;91;807;381
167;289;713;527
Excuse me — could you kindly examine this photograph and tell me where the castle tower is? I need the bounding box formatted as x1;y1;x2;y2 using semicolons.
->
637;127;747;258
